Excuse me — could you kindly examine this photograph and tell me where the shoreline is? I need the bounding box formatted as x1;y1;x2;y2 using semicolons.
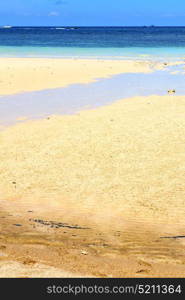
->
0;55;184;61
0;58;166;95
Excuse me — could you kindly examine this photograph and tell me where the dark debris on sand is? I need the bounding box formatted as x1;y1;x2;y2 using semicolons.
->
29;219;90;230
160;235;185;239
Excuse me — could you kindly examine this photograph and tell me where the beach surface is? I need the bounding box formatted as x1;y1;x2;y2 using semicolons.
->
0;58;166;95
0;56;185;279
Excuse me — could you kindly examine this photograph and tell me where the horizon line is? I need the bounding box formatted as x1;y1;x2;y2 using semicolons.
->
1;25;185;27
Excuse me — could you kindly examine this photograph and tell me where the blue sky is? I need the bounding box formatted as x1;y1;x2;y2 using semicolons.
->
0;0;185;26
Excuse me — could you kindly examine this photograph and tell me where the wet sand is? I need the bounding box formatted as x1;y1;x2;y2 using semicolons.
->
0;58;165;95
0;92;185;277
1;199;185;278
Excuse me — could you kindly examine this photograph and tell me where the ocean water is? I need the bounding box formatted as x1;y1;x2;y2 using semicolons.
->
0;26;185;60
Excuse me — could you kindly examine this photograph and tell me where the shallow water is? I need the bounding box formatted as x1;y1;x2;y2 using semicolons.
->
0;46;185;61
0;65;185;126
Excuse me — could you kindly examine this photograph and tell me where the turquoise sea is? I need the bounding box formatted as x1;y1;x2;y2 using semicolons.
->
0;26;185;60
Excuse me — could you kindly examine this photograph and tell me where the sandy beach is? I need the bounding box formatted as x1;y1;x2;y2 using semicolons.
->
0;58;185;277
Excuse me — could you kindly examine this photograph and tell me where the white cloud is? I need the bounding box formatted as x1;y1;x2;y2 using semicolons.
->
55;0;67;4
49;0;67;5
48;11;60;16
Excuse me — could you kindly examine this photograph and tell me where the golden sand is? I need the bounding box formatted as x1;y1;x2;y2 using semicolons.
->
0;261;86;278
0;58;165;95
0;94;185;222
0;93;185;277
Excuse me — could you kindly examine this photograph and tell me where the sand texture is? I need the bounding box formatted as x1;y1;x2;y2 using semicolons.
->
0;58;165;95
0;94;185;277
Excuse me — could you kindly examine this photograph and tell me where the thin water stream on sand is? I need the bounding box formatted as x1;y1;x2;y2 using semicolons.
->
0;64;184;126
